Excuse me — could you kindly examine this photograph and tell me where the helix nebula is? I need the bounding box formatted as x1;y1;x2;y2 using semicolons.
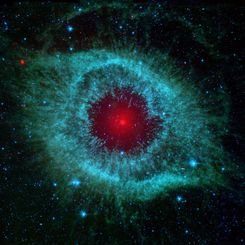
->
1;2;244;244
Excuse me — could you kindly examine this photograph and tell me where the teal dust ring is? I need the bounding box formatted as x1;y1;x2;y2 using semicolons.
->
20;49;228;201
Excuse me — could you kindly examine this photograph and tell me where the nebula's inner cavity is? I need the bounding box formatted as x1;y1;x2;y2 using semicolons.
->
88;87;162;153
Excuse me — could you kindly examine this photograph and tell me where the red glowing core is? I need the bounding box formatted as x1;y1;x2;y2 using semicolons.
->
88;87;162;153
20;59;25;65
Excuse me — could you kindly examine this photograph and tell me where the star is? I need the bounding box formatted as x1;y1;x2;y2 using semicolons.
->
67;25;74;32
70;179;81;187
176;195;183;202
79;210;87;218
189;159;198;168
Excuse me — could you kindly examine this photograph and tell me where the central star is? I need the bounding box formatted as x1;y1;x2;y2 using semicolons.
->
108;106;137;135
88;87;162;153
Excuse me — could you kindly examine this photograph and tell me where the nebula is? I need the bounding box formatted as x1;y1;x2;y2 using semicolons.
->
17;47;229;202
2;2;243;244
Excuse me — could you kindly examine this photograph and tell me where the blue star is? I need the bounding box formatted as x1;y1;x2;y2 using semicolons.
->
70;178;81;187
176;195;183;202
79;210;87;218
67;25;74;32
3;21;8;31
189;159;198;168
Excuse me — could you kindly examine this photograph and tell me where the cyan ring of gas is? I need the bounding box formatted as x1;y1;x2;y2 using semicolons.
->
17;45;230;202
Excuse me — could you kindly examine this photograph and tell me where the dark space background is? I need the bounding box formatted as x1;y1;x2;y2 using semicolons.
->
0;1;244;244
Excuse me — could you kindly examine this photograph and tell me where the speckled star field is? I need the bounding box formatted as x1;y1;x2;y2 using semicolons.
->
1;1;244;245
